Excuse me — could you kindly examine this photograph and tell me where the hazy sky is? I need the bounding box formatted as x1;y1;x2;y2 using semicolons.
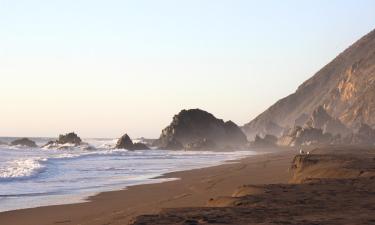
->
1;0;375;138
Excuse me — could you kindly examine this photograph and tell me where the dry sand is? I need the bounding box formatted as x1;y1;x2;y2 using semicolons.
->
131;145;375;225
0;148;295;225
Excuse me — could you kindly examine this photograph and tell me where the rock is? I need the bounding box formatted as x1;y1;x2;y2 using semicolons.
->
294;113;309;127
115;134;150;150
277;126;332;147
162;137;183;150
132;142;150;150
57;132;82;145
305;106;351;136
10;138;38;148
115;134;134;149
0;141;8;146
155;109;248;150
41;132;84;149
250;134;278;147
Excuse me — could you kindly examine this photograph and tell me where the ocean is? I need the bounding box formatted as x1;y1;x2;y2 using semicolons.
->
0;137;256;212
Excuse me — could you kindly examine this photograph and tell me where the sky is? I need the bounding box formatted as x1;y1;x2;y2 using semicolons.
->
0;0;375;138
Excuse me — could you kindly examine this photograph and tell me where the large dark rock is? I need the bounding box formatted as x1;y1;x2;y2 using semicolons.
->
115;134;150;150
0;141;8;146
10;138;38;148
115;134;134;149
243;29;375;140
155;109;248;150
57;132;82;145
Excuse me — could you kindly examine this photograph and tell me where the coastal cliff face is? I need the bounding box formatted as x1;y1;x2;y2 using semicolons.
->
154;109;248;150
243;29;375;139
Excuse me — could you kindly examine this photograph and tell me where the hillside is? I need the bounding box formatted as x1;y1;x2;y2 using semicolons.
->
243;29;375;139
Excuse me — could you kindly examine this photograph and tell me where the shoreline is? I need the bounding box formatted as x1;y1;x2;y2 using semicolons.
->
0;148;296;225
0;149;259;213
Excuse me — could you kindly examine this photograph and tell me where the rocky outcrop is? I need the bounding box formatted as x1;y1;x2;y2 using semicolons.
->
42;132;89;149
155;109;248;150
0;141;8;146
243;29;375;140
57;132;82;145
10;138;37;147
305;106;351;136
249;134;278;147
115;134;150;150
277;126;332;147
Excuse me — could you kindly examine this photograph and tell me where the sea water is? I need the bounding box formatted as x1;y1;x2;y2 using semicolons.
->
0;137;256;212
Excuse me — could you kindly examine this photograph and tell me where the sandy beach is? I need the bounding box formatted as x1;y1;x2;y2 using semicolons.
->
0;148;295;225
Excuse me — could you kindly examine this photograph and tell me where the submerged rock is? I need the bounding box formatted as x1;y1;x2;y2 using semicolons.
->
10;138;38;148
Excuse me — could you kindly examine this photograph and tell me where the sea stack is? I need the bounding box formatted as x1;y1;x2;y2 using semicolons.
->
115;134;150;150
154;109;248;150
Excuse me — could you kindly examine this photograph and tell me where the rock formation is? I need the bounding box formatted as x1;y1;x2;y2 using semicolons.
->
57;132;82;145
277;126;332;147
243;29;375;140
10;138;38;148
304;106;351;136
154;109;248;150
115;134;150;150
42;132;88;149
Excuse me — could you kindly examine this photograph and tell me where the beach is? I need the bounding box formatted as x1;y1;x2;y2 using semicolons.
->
0;148;295;225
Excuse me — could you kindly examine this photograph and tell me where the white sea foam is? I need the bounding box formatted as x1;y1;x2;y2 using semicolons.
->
0;158;46;180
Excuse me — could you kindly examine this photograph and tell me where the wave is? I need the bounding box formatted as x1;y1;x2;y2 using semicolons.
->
0;157;47;181
0;148;132;181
